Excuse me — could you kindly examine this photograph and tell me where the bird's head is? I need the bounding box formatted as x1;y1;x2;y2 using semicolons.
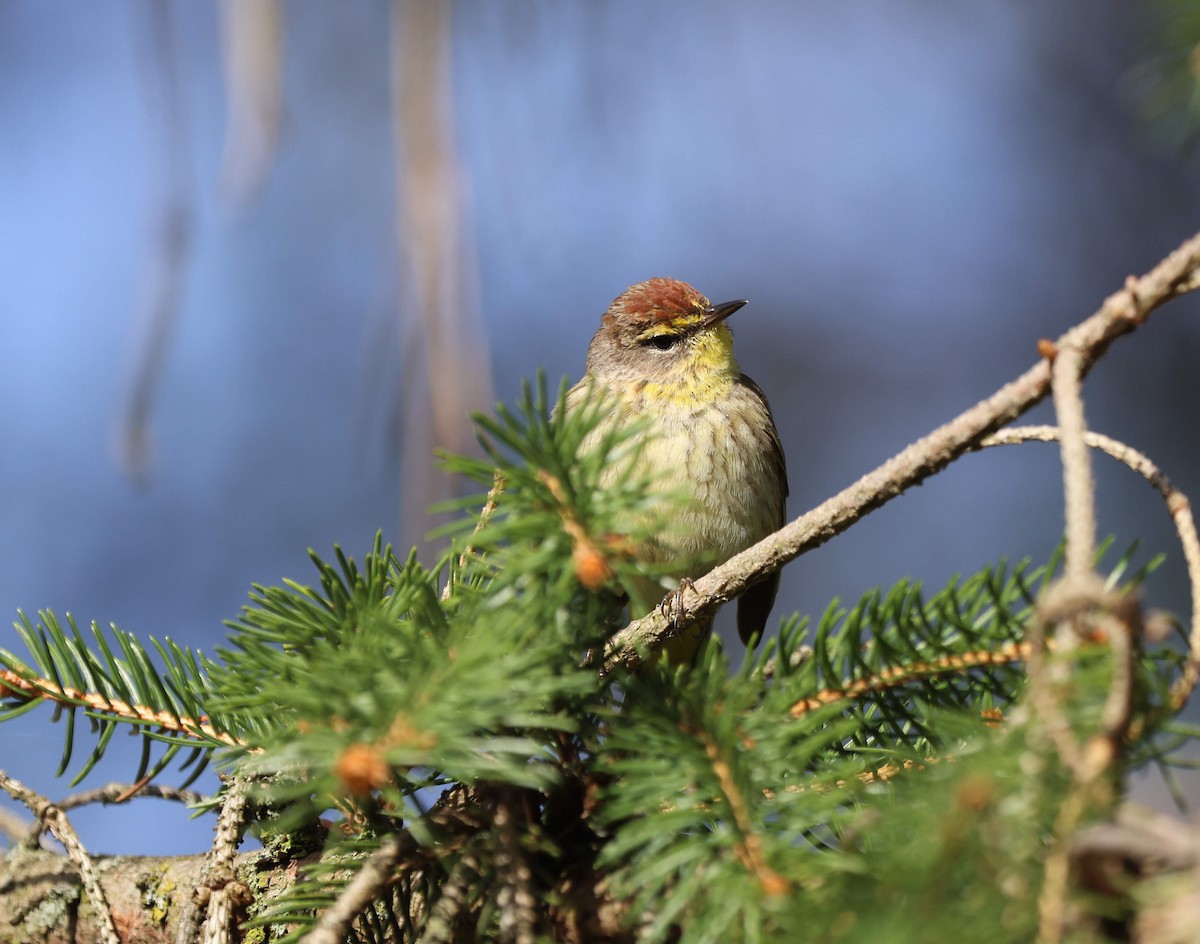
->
584;278;746;402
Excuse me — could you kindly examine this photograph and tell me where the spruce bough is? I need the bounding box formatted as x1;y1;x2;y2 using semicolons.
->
0;377;1193;943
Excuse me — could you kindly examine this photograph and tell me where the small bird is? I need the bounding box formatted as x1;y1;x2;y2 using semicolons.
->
566;277;788;662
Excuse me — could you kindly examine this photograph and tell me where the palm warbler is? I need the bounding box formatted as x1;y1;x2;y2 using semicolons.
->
566;277;788;661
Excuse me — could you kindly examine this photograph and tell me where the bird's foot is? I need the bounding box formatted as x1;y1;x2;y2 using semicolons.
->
660;578;698;628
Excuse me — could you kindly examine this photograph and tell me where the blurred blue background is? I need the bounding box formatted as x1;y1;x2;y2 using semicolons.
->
3;1;1200;855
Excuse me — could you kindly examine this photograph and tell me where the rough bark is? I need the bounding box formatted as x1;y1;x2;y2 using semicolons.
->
0;845;288;944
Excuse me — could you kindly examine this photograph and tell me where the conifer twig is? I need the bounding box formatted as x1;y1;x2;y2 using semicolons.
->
0;770;120;944
0;666;241;748
306;835;405;944
699;729;789;897
177;776;252;944
787;640;1033;718
606;231;1200;670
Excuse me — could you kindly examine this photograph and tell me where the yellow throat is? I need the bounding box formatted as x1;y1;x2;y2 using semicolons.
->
637;322;739;407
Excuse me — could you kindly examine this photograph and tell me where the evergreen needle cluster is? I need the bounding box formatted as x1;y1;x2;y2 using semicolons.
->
0;377;1193;943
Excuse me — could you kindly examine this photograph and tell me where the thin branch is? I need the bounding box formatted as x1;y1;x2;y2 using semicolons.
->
1022;343;1108;785
56;781;206;812
1023;580;1132;781
1034;593;1138;944
0;666;241;748
0;770;120;944
391;0;495;549
1048;343;1098;580
788;640;1032;719
699;729;790;897
305;836;406;944
1037;785;1092;944
116;0;193;484
605;231;1200;671
978;426;1200;711
975;425;1173;944
216;0;284;204
23;780;208;849
1011;350;1137;944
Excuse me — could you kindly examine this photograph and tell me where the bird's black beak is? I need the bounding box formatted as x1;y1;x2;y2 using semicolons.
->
701;299;747;330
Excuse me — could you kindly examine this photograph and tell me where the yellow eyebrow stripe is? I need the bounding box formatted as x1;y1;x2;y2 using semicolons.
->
633;313;705;343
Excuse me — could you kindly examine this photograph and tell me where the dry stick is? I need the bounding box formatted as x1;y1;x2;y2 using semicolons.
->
990;359;1131;944
0;770;120;944
970;426;1199;944
1050;344;1097;580
605;232;1200;672
1022;348;1106;791
978;426;1200;711
23;780;207;848
305;835;406;944
56;780;206;812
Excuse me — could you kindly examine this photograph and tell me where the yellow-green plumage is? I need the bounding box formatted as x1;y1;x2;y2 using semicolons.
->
566;278;788;663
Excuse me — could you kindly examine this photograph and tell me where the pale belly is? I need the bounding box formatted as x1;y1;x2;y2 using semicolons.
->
587;387;784;585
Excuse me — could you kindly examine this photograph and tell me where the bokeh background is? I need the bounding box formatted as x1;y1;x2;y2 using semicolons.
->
3;0;1200;855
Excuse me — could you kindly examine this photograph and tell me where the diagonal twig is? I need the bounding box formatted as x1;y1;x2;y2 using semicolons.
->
304;836;406;944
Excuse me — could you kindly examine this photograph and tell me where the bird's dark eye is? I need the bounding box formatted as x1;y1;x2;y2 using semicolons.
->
644;334;679;351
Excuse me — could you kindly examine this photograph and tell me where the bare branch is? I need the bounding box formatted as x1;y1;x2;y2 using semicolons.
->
0;770;120;944
178;776;252;944
979;426;1200;711
57;781;206;812
1048;344;1097;580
